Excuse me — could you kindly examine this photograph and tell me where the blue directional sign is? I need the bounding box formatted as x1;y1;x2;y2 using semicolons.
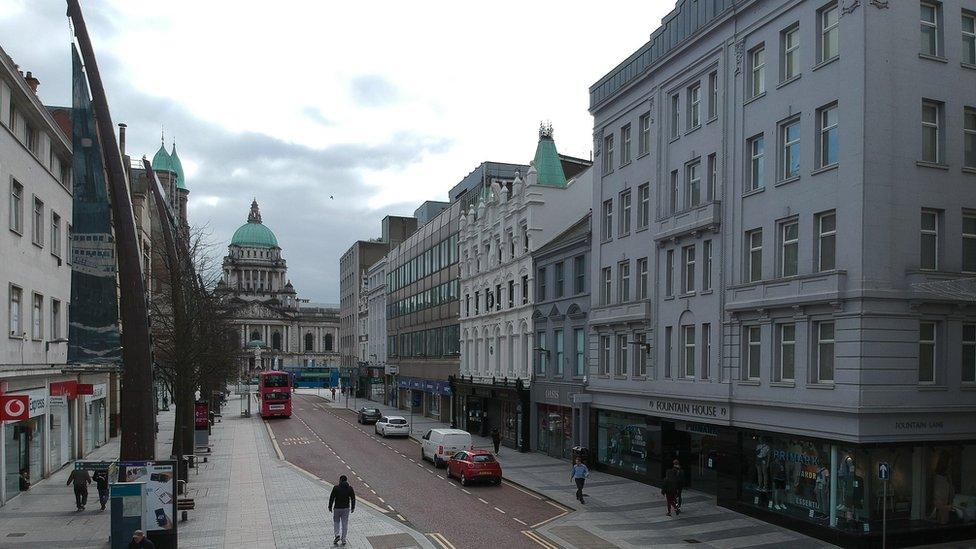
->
878;461;890;480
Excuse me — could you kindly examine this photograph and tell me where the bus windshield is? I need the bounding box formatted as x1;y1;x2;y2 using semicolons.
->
262;374;289;388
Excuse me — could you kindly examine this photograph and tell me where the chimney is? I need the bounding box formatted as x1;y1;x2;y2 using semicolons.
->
24;71;39;93
118;123;127;156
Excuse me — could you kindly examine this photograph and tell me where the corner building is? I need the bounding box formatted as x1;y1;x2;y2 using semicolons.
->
587;1;976;545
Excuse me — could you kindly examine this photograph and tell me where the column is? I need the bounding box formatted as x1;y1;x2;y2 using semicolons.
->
829;445;838;527
524;332;534;379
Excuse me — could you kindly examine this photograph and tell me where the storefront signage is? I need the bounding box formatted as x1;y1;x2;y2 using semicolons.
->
0;395;29;421
50;381;79;399
893;420;944;431
544;389;560;401
77;383;94;395
19;388;48;418
89;383;107;401
648;397;728;421
49;395;67;407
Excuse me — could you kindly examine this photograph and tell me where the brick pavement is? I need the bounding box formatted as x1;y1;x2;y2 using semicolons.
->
0;394;436;549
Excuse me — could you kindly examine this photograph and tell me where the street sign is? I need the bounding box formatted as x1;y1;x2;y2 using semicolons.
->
878;461;890;480
0;395;30;421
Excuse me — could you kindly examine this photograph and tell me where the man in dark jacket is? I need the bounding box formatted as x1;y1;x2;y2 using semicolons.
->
663;459;683;516
93;471;110;510
66;467;91;510
490;428;501;454
128;529;155;548
328;475;356;546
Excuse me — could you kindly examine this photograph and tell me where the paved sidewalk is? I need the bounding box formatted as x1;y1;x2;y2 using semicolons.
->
0;394;436;549
321;392;835;549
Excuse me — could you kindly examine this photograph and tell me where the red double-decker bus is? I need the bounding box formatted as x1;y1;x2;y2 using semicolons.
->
259;370;292;419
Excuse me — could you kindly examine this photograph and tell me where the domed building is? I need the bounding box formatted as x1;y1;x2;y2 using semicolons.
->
151;140;189;226
217;199;339;373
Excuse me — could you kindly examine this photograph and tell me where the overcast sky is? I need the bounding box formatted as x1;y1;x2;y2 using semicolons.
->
0;1;671;302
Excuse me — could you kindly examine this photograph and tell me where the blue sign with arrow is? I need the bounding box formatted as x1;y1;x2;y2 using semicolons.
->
878;461;890;480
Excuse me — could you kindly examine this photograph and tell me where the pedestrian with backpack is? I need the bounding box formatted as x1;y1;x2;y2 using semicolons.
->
328;475;356;546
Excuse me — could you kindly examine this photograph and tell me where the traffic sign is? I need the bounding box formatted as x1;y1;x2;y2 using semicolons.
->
0;395;29;421
878;461;890;480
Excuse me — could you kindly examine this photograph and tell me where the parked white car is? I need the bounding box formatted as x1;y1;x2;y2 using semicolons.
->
420;428;472;468
374;416;410;438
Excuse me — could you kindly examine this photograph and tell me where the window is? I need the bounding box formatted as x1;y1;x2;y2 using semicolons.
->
920;209;939;270
601;267;612;305
616;334;629;376
637;258;648;300
782;25;800;81
921;2;940;57
919;321;937;383
522;275;529;304
508;280;515;307
51;212;61;258
619;190;632;235
777;323;796;382
965;12;976;64
474;290;480;314
963;324;976;382
10;180;23;234
702;240;713;291
618;260;630;302
637;183;650;229
32;196;44;247
706;153;717;202
574;255;585;294
748;135;765;190
750;46;766;97
31;293;42;340
817;211;837;271
687;161;702;207
669;170;678;214
600;335;611;375
922;100;943;163
708;71;718;119
670;94;680;138
603;134;615;174
664;326;673;378
816;321;835;383
666;249;674;297
25;123;38;155
8;285;22;335
601;199;613;240
638;112;651;156
688;83;701;129
51;298;61;340
682;325;696;378
748;229;763;282
818;103;839;168
636;332;648;377
965;107;976;168
781;119;801;180
819;3;839;62
537;267;547;301
554;330;564;376
965;214;976;272
702;324;711;379
537;332;548;374
574;329;585;376
746;326;761;380
620;124;632;165
682;245;696;293
780;220;799;277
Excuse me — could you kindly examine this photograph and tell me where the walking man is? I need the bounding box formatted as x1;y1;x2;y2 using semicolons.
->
490;428;501;455
328;474;356;546
93;470;110;511
66;467;91;511
663;459;683;516
571;457;589;504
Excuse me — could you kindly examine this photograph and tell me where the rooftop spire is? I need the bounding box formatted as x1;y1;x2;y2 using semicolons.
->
532;121;567;188
248;198;262;223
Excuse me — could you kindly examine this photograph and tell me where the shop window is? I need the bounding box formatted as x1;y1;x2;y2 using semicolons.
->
595;410;657;477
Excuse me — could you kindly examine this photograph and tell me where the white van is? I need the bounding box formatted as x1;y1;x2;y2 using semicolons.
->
420;429;472;468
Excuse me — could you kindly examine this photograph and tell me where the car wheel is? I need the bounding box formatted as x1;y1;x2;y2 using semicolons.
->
460;472;469;486
433;456;442;468
421;447;426;462
446;467;453;479
494;478;502;486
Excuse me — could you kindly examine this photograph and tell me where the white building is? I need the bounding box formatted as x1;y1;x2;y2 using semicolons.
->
456;126;592;448
365;257;388;401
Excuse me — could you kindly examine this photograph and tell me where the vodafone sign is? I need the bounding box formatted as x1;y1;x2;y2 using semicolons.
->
0;395;29;421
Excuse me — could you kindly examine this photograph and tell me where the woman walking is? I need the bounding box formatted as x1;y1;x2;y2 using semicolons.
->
571;457;589;504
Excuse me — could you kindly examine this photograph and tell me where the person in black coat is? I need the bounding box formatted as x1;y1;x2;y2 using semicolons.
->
328;475;356;546
128;530;155;548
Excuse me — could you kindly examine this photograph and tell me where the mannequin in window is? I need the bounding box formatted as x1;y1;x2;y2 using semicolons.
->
755;438;771;491
816;464;830;516
930;460;955;525
771;458;787;510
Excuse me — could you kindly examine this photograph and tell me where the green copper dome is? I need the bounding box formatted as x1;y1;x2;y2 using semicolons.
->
532;123;567;188
152;143;173;174
170;144;186;190
231;200;279;248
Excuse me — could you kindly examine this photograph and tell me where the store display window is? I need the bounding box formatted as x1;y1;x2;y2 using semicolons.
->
595;410;660;477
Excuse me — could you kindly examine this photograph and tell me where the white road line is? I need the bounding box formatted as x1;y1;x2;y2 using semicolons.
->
387;505;395;512
396;514;406;521
363;483;370;488
437;475;445;480
478;498;489;504
494;507;506;514
378;497;386;503
461;489;471;494
513;518;527;526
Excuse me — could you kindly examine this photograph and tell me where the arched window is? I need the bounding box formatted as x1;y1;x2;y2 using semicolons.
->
304;332;314;351
250;330;261;342
271;331;282;351
324;333;334;351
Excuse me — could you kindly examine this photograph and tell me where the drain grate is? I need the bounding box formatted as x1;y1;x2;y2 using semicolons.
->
683;540;701;544
7;533;26;537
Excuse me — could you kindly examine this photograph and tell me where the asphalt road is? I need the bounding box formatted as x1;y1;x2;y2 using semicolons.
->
266;393;569;549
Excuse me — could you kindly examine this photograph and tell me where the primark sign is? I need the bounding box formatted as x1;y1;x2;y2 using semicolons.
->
648;397;729;422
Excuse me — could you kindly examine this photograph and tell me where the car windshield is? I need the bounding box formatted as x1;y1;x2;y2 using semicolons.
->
472;455;496;463
389;419;407;425
262;374;289;388
362;409;379;414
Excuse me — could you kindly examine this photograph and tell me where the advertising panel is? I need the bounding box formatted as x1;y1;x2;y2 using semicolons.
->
119;461;177;532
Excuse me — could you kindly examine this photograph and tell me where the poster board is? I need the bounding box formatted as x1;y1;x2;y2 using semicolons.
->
118;460;177;533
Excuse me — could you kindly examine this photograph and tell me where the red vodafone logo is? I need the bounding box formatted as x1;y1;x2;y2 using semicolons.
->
0;395;29;421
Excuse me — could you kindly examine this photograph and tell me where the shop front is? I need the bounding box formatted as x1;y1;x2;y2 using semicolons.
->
452;377;529;451
2;388;47;503
395;377;451;422
530;382;587;461
82;383;107;454
48;380;78;470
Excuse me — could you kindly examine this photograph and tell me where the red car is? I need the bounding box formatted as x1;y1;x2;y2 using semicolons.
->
446;449;502;486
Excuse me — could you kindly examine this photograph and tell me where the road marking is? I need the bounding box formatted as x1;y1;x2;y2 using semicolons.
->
531;502;570;528
513;518;527;526
461;489;471;495
363;482;370;488
478;498;489;505
521;530;559;549
437;475;445;480
263;421;285;460
494;507;506;514
502;479;544;500
396;514;406;521
427;533;456;549
387;505;395;512
409;458;416;463
545;500;571;513
378;497;385;503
